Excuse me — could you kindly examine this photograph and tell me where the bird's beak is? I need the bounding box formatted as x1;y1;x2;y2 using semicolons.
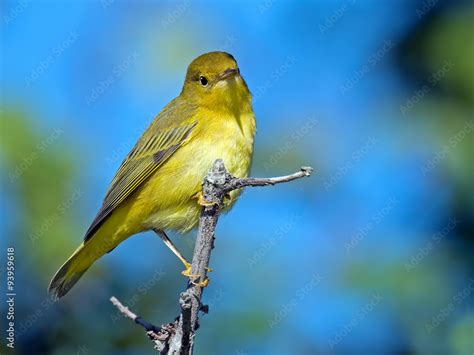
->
219;68;240;81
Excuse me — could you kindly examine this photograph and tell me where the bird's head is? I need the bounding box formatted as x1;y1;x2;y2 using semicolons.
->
181;52;251;113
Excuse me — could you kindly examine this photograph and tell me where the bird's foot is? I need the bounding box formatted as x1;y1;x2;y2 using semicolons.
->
193;191;217;207
181;262;212;277
181;262;211;287
181;261;192;277
183;271;210;287
190;275;209;288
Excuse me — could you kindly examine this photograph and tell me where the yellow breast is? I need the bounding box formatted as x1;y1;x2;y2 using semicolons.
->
132;109;256;233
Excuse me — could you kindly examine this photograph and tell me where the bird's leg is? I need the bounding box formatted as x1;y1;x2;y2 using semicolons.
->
153;230;212;282
154;229;191;274
192;191;218;207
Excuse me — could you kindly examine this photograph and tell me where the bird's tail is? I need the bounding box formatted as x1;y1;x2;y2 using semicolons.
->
48;225;122;300
48;242;98;299
49;205;130;299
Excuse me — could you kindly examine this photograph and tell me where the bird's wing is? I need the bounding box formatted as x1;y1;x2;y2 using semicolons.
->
83;117;197;242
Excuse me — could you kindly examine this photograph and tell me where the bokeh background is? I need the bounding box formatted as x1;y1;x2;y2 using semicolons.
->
1;0;473;354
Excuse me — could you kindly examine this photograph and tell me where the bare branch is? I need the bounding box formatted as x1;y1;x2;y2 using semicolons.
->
224;166;314;192
110;296;137;321
110;160;313;354
110;296;172;352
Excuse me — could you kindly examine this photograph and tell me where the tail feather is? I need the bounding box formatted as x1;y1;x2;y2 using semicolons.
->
48;243;96;299
49;207;128;299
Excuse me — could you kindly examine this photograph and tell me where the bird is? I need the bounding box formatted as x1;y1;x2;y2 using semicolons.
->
49;51;256;299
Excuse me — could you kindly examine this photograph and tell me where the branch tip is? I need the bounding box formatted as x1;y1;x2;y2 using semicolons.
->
301;166;314;176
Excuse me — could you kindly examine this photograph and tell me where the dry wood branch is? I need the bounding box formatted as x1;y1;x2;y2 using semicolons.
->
110;160;313;354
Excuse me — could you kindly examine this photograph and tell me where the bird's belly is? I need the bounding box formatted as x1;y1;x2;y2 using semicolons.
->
138;120;254;233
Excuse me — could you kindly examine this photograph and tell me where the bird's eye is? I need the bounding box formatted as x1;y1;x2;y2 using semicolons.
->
199;76;208;87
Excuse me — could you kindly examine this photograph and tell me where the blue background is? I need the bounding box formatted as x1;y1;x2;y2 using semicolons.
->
1;0;473;354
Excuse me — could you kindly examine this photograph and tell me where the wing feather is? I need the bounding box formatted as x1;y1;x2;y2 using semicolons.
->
83;120;197;242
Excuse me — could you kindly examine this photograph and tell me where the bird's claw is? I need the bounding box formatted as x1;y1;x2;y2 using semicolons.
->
181;263;212;277
181;261;192;277
181;262;211;287
193;191;217;207
183;272;210;287
191;277;209;288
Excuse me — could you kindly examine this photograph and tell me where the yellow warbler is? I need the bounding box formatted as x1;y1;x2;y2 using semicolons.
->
49;52;256;299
